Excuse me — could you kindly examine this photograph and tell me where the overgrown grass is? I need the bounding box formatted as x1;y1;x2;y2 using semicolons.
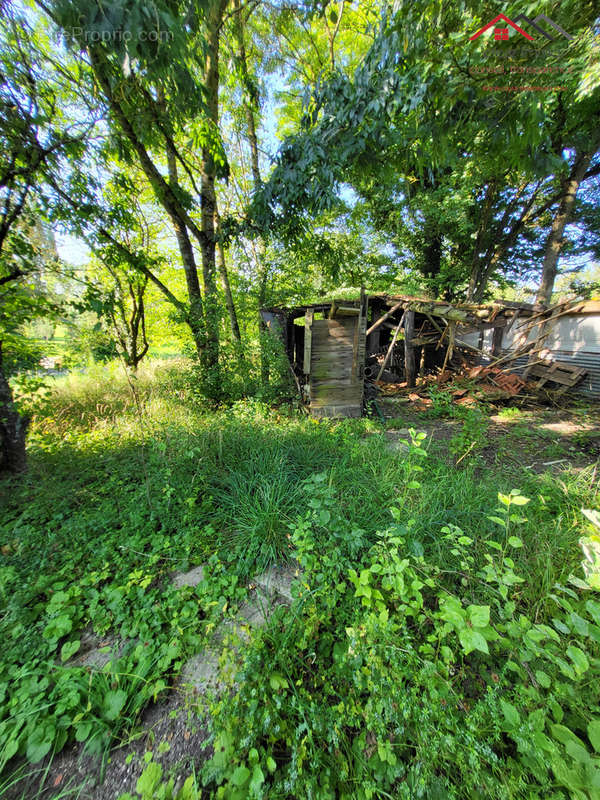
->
1;363;599;798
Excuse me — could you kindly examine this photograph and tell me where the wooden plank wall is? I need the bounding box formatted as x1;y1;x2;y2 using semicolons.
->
309;316;364;417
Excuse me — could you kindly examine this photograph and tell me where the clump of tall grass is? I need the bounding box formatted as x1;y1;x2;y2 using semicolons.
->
29;358;194;436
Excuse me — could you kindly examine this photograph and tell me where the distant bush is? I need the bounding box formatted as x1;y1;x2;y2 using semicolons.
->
63;320;118;368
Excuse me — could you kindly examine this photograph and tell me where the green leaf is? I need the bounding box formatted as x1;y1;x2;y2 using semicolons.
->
458;627;489;655
27;726;55;763
500;700;520;728
565;739;591;764
266;756;277;773
75;722;92;742
508;536;523;548
231;765;251;787
438;596;465;627
318;509;331;525
535;670;551;688
269;673;289;691
586;600;600;626
2;738;18;762
588;720;600;754
249;764;265;793
550;724;587;751
467;604;490;628
103;689;127;721
60;639;80;662
42;614;73;641
510;495;530;506
566;645;589;675
136;762;162;796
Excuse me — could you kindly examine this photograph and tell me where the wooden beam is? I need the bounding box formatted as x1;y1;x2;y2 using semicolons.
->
366;301;403;336
491;325;503;356
376;311;406;382
404;310;416;388
303;309;313;374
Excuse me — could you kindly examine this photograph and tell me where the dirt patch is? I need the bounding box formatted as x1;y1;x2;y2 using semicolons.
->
380;403;600;475
4;694;210;800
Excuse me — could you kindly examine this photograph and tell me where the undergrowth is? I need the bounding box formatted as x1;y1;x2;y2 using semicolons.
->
0;364;598;798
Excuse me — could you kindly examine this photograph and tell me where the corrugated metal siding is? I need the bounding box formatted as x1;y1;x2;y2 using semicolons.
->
499;313;600;397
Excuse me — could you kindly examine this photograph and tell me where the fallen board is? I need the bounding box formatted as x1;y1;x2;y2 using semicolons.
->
524;359;587;394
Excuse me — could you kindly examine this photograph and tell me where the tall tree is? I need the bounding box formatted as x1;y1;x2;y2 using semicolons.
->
537;132;600;304
0;1;89;472
45;0;232;391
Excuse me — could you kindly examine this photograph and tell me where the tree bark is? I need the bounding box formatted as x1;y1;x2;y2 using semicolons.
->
0;342;29;474
536;145;598;305
199;0;228;386
467;181;496;301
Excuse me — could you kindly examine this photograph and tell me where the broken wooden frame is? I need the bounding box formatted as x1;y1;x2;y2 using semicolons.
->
260;293;591;417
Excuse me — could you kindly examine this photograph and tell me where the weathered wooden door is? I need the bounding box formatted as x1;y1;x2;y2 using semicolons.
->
304;303;366;418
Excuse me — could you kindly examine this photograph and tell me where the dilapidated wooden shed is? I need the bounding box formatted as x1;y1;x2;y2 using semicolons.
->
261;292;540;417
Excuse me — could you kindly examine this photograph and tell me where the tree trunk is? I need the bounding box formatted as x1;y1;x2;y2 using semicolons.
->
233;0;270;383
198;0;228;390
163;129;206;359
88;48;209;358
0;343;29;474
467;181;496;301
536;146;597;305
214;206;243;348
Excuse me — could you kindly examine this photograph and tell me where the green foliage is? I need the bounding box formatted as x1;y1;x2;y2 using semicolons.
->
63;318;119;367
1;366;599;798
118;758;200;800
204;443;600;799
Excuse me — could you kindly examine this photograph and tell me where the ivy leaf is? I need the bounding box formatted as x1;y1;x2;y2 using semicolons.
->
60;639;80;662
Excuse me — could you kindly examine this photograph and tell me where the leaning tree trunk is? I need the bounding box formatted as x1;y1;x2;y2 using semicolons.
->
537;145;597;305
0;343;29;474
